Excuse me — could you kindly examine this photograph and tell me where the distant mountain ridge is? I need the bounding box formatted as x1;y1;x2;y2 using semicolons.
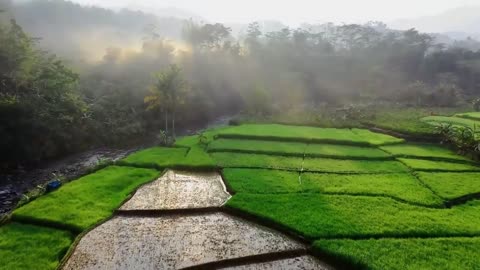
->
389;6;480;37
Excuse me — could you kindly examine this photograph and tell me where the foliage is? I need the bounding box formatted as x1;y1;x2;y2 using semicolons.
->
183;21;232;49
4;4;480;267
332;105;373;123
423;116;480;129
12;166;159;230
198;132;209;147
237;106;467;137
11;0;480;110
242;84;272;116
396;81;464;107
145;64;190;138
416;172;480;200
362;107;445;136
81;75;149;146
4;1;480;168
395;81;431;106
0;223;73;270
226;193;480;239
432;123;480;153
456;111;480;120
233;107;364;128
156;130;168;146
451;126;480;151
431;83;464;107
0;19;88;165
473;99;480;111
314;237;480;270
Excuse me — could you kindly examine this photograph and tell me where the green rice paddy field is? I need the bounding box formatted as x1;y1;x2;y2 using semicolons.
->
1;123;480;270
422;115;480;130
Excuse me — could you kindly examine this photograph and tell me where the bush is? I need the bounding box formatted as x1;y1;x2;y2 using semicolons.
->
228;118;241;126
473;98;480;112
436;124;480;154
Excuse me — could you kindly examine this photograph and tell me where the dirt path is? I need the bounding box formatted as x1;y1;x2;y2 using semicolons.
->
0;148;134;216
63;170;332;269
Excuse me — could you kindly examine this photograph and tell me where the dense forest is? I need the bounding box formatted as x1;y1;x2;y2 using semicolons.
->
1;0;480;167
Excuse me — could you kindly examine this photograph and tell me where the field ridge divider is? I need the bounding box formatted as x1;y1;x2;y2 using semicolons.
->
314;233;480;241
445;192;480;208
115;207;222;217
216;134;374;147
360;122;442;143
412;168;480;173
394;159;445;203
210;149;396;161
393;155;479;165
221;206;311;245
8;216;82;234
179;248;308;270
222;166;415;175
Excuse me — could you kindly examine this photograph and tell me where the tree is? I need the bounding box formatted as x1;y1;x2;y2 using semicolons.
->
473;98;480;111
396;81;430;106
144;64;189;139
245;22;262;53
0;19;88;165
183;21;231;49
243;84;271;116
430;83;463;107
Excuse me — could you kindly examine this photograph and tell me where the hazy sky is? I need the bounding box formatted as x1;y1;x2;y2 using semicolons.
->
70;0;478;26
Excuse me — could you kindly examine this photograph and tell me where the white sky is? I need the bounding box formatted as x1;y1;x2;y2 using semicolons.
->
70;0;478;26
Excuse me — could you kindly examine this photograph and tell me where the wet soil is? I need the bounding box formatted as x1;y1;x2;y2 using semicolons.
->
63;213;304;270
223;255;331;270
63;170;333;269
120;170;231;211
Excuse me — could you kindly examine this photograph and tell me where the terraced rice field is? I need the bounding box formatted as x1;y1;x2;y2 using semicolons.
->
380;143;472;161
455;112;480;121
215;124;404;145
422;114;480;129
1;124;479;270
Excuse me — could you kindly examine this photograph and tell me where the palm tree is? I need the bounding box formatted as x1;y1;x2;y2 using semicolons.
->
145;64;189;139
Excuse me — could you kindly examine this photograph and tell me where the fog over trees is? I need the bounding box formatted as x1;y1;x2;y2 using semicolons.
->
1;0;480;166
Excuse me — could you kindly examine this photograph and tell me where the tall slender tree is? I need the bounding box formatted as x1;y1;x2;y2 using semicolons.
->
145;64;189;139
